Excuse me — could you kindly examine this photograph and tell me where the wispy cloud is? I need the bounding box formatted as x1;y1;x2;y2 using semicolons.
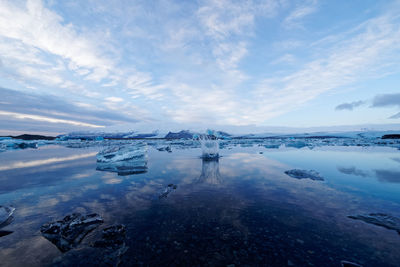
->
335;101;365;111
283;0;318;29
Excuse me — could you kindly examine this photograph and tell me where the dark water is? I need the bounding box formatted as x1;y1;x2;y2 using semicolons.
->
0;144;400;266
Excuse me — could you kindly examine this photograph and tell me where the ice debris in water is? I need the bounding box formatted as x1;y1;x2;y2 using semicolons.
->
348;213;400;235
40;213;104;252
96;143;148;175
284;169;324;181
159;184;177;199
0;138;38;152
157;145;172;152
0;206;15;237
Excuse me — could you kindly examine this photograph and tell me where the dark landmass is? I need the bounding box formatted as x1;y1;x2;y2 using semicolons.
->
165;130;193;139
1;134;56;140
382;134;400;139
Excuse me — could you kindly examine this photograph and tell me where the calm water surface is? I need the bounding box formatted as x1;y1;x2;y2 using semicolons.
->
0;144;399;266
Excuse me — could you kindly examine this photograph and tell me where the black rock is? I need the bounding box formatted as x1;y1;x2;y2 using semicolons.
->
93;224;126;249
41;213;104;252
53;224;127;267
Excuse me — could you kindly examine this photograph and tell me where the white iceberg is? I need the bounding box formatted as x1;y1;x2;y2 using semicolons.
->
97;143;147;163
96;143;148;175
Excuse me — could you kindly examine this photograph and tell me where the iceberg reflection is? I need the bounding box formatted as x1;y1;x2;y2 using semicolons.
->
196;158;222;184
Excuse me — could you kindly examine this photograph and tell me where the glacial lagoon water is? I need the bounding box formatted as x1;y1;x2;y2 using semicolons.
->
0;142;400;266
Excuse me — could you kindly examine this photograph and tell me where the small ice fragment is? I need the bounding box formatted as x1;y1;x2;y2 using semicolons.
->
159;184;177;199
284;169;324;181
0;206;15;229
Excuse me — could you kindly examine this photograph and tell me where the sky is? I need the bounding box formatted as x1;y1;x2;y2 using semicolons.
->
0;0;400;135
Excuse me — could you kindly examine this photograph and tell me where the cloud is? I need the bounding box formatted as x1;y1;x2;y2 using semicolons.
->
337;166;369;177
283;0;318;29
389;112;400;119
0;87;141;132
335;101;365;111
375;169;400;183
0;0;113;80
370;93;400;119
0;111;104;128
371;93;400;108
1;0;400;130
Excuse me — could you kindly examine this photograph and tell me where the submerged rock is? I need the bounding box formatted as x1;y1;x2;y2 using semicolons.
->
41;213;104;252
159;184;178;199
348;213;400;234
53;224;127;267
341;260;363;267
284;169;324;181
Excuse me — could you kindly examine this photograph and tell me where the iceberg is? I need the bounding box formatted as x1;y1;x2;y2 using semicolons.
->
284;169;324;181
97;143;147;163
40;213;104;252
96;143;148;175
198;130;220;160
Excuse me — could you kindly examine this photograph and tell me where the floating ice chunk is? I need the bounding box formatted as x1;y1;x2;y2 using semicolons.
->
286;141;308;149
157;145;172;152
284;169;324;181
159;184;177;199
40;213;104;252
97;143;147;163
0;206;15;235
348;213;400;235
